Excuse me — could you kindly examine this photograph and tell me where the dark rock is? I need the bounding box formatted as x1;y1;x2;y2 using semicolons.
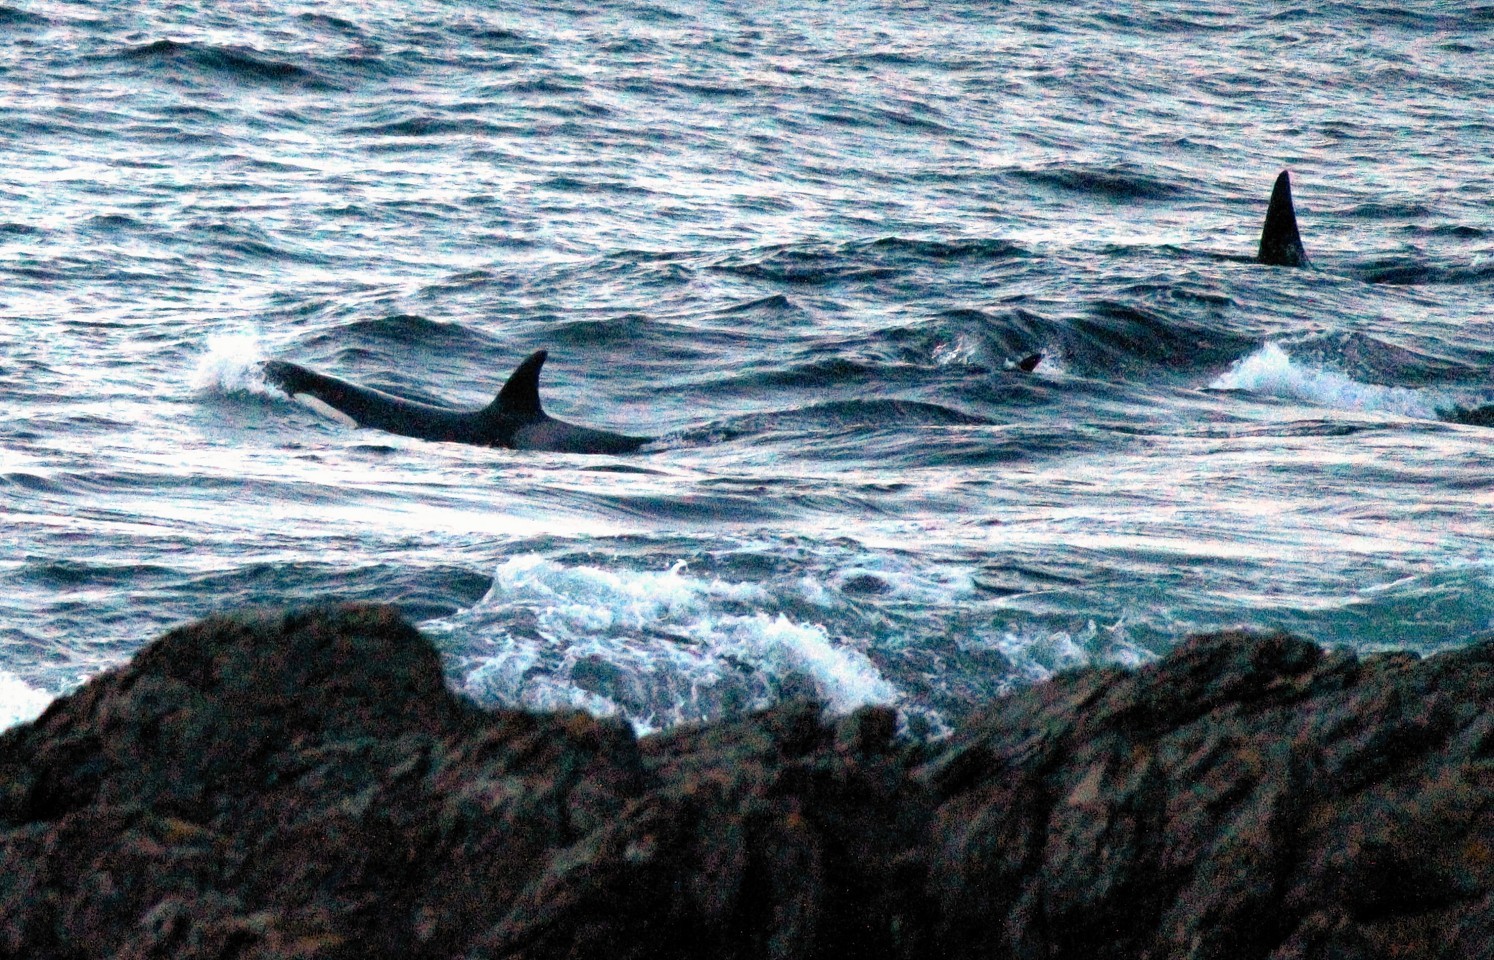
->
921;630;1494;960
0;606;1489;959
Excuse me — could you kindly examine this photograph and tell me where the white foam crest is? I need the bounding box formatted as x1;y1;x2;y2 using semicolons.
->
0;672;53;731
1210;343;1442;420
489;554;769;633
465;655;625;719
726;613;899;713
931;334;980;367
429;555;901;731
985;619;1153;684
191;330;277;397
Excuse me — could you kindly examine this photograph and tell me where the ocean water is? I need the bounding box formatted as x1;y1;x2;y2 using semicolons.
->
4;0;1493;735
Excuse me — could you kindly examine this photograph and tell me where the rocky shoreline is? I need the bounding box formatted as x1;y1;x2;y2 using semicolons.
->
1;604;1490;958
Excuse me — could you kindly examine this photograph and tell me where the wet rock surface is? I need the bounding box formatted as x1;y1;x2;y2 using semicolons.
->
1;606;1489;959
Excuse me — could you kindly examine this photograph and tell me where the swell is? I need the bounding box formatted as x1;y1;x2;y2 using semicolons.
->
304;314;497;350
711;237;1029;286
672;398;998;451
1064;301;1257;374
0;5;47;25
112;39;340;90
1355;259;1494;287
1008;163;1188;202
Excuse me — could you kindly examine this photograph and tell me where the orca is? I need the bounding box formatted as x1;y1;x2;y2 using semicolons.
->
261;350;651;454
1257;170;1311;268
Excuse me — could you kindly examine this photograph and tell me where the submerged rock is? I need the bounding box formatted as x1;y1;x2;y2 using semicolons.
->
0;606;1489;959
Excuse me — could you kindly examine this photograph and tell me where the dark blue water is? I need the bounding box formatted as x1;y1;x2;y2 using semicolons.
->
4;0;1493;734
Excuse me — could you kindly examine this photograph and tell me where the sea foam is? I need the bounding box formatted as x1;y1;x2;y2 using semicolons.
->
1210;343;1444;420
426;555;901;734
0;671;53;731
191;331;279;397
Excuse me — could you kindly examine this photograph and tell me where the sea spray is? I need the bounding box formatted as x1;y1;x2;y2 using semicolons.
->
1211;343;1444;420
192;331;277;397
426;555;901;733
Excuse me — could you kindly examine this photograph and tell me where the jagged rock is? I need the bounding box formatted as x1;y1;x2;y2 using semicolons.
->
923;631;1494;960
0;605;1489;959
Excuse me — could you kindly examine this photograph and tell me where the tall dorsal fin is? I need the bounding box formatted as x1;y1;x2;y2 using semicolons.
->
1257;170;1310;268
489;349;547;419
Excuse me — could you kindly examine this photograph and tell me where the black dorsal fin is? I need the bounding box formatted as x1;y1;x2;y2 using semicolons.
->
1257;170;1310;268
490;350;547;419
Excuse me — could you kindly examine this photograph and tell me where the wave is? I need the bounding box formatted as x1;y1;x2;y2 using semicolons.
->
1071;301;1256;373
712;294;797;315
1210;343;1445;419
305;314;494;350
863;236;1027;262
712;237;1030;286
1355;258;1494;287
295;12;367;36
342;114;513;138
184;220;329;266
426;555;901;734
115;39;337;90
1008;163;1187;202
713;250;901;286
714;398;998;437
721;357;931;391
809;102;952;134
1280;330;1468;386
0;5;47;26
0;670;51;731
545;312;661;347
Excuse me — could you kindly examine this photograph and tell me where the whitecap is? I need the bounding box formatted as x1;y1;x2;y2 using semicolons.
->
191;330;278;397
0;672;53;731
425;554;901;733
1211;343;1444;420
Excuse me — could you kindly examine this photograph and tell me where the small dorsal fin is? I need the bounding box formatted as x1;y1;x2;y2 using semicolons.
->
1257;170;1310;268
490;350;547;419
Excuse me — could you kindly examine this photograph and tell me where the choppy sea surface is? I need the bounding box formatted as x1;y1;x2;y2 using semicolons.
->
4;0;1493;734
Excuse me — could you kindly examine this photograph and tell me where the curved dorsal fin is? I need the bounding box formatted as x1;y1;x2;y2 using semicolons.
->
491;350;547;419
1257;170;1310;268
